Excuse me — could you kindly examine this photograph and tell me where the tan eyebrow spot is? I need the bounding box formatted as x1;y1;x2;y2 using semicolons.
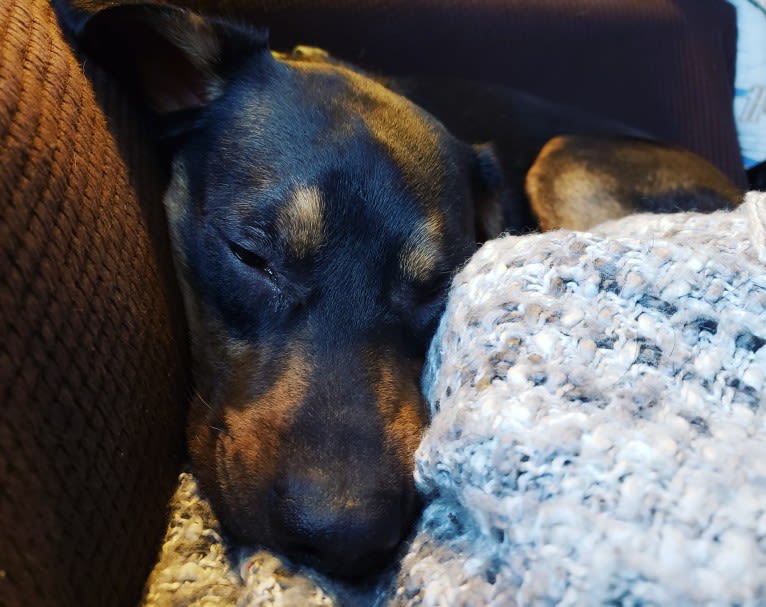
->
277;186;325;257
399;213;443;281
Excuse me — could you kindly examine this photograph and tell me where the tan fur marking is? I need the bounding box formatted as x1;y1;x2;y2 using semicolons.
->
616;145;742;201
527;137;629;231
219;348;310;503
527;135;741;232
399;213;443;281
550;165;626;231
525;137;564;231
277;186;325;257
185;339;311;522
374;354;427;466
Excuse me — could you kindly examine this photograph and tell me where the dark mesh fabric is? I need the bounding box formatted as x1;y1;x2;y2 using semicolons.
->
0;1;190;606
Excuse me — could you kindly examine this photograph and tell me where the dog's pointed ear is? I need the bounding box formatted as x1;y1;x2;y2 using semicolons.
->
74;4;269;119
471;143;506;242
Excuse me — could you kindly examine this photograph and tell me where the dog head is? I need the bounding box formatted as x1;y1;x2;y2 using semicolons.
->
75;3;504;578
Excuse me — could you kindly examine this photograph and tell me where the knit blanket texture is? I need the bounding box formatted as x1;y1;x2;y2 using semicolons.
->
142;192;766;607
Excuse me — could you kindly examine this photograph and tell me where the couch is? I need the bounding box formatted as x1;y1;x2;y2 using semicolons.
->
0;1;749;606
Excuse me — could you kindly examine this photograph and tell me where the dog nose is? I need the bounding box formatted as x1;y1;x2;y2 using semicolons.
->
270;475;407;578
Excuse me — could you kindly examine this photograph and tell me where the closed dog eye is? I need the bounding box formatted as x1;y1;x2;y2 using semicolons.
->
228;241;275;280
224;238;313;310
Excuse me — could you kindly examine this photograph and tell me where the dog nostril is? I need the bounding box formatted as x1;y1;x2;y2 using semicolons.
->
270;479;407;578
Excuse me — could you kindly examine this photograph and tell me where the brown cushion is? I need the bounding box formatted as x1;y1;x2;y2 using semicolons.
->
0;1;190;606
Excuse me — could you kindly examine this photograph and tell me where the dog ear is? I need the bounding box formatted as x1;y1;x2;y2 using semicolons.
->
75;4;268;119
471;143;506;242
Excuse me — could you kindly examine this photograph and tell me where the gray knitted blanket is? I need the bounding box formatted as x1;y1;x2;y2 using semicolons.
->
142;192;766;607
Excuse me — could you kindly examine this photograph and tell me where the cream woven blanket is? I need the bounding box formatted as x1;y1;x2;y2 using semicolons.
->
143;193;766;607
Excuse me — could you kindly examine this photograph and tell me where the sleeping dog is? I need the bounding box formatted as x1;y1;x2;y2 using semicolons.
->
65;3;741;579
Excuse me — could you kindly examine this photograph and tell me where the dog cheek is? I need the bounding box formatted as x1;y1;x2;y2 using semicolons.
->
222;407;288;493
212;353;310;536
375;356;429;470
207;396;299;541
387;399;428;469
217;421;276;522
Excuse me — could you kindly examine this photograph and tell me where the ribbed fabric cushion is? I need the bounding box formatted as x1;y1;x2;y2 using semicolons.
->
0;1;190;606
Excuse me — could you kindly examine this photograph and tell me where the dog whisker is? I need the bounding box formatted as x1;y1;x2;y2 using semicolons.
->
194;390;215;412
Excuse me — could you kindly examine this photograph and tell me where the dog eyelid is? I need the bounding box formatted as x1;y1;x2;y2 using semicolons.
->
228;240;276;280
